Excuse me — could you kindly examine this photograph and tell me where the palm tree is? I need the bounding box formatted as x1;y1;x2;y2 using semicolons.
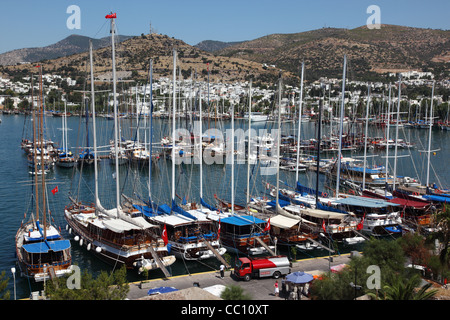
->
368;274;437;300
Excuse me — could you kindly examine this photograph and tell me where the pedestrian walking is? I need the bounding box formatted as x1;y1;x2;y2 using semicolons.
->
274;280;279;297
220;264;225;279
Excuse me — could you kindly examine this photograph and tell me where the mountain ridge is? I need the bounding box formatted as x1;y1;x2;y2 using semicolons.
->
0;34;134;66
1;24;448;84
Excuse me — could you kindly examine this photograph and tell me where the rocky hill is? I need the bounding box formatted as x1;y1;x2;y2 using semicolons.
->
1;25;448;86
0;34;133;66
216;25;450;80
1;33;282;86
194;40;246;52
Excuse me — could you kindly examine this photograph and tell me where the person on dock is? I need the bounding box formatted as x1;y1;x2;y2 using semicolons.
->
220;264;225;279
274;280;279;297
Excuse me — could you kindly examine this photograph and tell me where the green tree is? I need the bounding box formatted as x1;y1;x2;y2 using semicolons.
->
397;232;431;267
434;204;450;266
310;238;407;300
45;266;129;300
368;274;437;300
220;284;252;300
362;237;406;274
0;271;10;300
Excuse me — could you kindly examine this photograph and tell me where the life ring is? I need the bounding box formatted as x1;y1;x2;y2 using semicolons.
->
413;192;419;196
323;192;328;198
349;189;355;195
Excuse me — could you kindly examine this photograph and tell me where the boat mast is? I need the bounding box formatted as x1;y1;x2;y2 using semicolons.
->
393;75;402;191
148;59;153;201
172;49;176;205
336;55;347;198
315;86;323;205
110;14;120;214
32;71;39;223
426;80;435;187
38;65;47;238
231;103;235;215
199;83;203;202
89;40;100;208
296;62;305;183
362;83;371;190
384;84;392;197
246;80;252;207
276;75;282;208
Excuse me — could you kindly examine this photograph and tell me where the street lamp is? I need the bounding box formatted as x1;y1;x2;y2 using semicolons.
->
11;267;16;300
349;266;362;300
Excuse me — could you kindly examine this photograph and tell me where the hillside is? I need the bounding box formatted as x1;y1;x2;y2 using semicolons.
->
194;40;246;52
1;33;282;85
217;25;450;80
1;25;448;86
0;34;133;66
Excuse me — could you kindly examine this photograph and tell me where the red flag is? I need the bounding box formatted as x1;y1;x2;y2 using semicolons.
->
105;13;117;19
51;186;59;195
322;219;327;233
357;214;365;231
162;224;168;245
264;218;271;232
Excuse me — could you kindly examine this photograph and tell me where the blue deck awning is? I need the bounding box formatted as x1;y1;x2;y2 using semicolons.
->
22;240;71;254
334;196;399;208
221;215;266;226
422;194;450;203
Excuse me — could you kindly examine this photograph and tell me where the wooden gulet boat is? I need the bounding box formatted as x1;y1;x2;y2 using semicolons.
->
16;65;73;282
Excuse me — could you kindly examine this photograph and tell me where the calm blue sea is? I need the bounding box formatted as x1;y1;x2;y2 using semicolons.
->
0;113;448;299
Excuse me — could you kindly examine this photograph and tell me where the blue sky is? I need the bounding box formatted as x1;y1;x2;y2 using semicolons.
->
0;0;449;54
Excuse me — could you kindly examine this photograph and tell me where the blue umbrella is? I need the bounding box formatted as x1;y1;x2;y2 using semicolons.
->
286;271;314;284
147;286;178;295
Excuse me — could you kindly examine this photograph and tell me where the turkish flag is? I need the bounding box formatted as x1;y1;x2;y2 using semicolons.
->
162;224;168;245
264;218;271;232
51;186;58;195
105;13;117;19
322;219;327;233
357;214;365;231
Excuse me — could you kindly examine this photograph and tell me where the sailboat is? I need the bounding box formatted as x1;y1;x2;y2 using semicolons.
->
65;16;174;274
56;101;77;168
16;65;73;282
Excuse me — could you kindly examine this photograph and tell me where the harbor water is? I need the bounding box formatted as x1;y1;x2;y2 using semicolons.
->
0;113;448;299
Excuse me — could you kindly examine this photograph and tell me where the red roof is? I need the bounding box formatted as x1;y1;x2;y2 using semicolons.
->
388;197;429;209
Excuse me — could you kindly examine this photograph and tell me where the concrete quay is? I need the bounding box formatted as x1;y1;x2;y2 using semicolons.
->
126;253;353;300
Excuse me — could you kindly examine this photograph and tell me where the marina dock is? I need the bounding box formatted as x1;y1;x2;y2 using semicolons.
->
126;253;353;300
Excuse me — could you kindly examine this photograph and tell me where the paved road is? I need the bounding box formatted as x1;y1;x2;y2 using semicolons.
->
127;253;353;300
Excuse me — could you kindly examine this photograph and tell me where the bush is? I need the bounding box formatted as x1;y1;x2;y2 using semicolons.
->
220;284;252;300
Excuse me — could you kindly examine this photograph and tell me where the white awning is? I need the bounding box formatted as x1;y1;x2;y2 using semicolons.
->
103;219;138;233
270;214;301;229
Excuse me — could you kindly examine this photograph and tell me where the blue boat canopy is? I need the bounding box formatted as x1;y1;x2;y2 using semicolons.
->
422;194;450;203
201;198;218;211
267;199;290;208
22;240;71;254
221;215;266;226
334;196;399;208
